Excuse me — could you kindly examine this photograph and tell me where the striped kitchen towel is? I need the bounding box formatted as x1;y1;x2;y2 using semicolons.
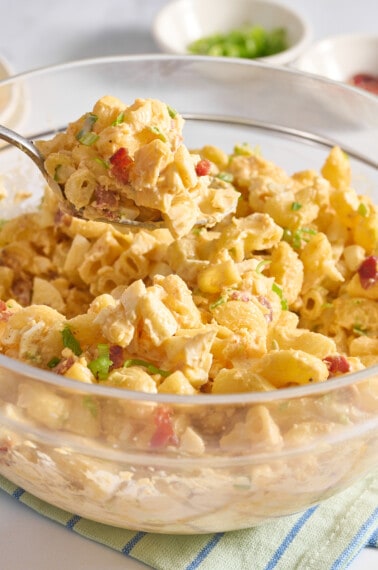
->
1;470;377;570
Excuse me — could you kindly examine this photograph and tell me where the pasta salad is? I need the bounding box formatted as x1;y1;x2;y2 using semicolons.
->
0;95;377;397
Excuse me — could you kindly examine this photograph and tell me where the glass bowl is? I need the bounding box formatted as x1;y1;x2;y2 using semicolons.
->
0;55;377;534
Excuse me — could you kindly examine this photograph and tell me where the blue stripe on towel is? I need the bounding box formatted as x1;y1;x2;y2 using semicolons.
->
66;514;81;529
12;487;25;500
185;533;224;570
330;507;378;570
121;531;147;555
263;506;319;570
368;525;378;547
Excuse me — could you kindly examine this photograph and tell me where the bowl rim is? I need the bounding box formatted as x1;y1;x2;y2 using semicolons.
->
293;32;378;64
1;351;377;405
0;53;377;405
152;0;312;60
1;52;378;103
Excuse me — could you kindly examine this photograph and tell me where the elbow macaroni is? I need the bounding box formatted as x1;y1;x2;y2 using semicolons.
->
0;95;377;397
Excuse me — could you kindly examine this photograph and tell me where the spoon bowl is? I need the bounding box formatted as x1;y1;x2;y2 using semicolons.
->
0;123;233;232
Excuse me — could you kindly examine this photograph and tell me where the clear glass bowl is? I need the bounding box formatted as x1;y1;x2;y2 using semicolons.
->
0;55;377;534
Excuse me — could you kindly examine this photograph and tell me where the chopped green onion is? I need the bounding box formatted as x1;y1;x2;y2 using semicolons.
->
148;126;167;142
233;142;254;156
47;357;61;368
78;132;99;146
188;25;287;60
192;227;204;235
209;296;226;310
0;219;7;230
300;228;317;237
255;259;271;274
61;326;82;356
112;112;124;126
54;165;62;182
167;105;177;118
94;157;110;169
357;203;368;217
88;344;113;381
76;113;98;141
353;324;368;336
124;358;171;377
216;172;234;183
83;396;98;417
272;282;288;310
291;201;302;211
282;227;317;250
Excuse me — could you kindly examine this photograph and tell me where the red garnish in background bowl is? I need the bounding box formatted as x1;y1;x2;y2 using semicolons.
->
350;73;378;95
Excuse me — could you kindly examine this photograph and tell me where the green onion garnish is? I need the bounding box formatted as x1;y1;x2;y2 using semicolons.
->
216;172;234;183
76;113;98;142
291;201;302;211
88;344;113;381
94;157;110;169
255;259;271;274
61;326;82;356
357;203;368;217
78;132;99;146
47;357;61;368
112;112;124;126
233;142;253;156
167;105;177;118
272;282;288;310
353;324;368;336
192;227;204;235
282;227;317;250
209;297;226;310
188;25;287;60
54;165;62;182
83;396;98;417
148;126;167;142
124;358;171;377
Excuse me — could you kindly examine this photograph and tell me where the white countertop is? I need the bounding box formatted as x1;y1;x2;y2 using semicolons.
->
0;1;377;568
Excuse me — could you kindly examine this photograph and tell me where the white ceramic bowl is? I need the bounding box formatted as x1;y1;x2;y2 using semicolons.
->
153;0;312;65
293;34;378;89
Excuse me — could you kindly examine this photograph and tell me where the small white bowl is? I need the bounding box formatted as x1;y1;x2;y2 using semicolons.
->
293;34;378;88
153;0;312;65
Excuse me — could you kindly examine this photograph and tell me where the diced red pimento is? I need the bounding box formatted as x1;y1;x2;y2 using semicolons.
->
150;406;178;448
52;356;75;375
358;255;378;289
323;355;350;377
195;159;211;176
0;300;13;321
109;147;134;184
351;73;378;95
109;345;124;369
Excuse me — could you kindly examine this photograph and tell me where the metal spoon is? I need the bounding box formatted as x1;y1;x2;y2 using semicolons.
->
0;124;199;230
